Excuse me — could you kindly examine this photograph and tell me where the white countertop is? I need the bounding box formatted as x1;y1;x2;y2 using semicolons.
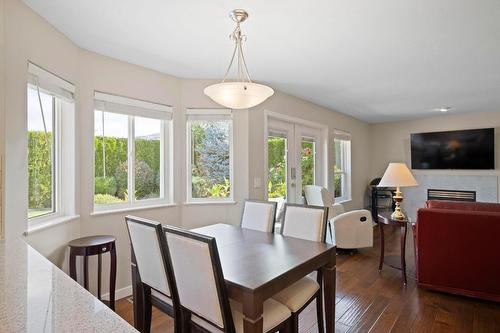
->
0;238;138;333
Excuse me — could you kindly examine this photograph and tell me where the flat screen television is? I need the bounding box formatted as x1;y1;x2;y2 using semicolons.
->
410;128;495;170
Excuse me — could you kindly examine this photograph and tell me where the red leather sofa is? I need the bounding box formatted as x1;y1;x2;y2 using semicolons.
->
415;200;500;302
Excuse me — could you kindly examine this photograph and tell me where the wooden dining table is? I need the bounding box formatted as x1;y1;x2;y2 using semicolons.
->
131;223;336;333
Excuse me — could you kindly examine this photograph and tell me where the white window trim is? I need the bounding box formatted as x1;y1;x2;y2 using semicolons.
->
334;134;351;203
93;92;174;213
186;109;234;203
27;64;76;231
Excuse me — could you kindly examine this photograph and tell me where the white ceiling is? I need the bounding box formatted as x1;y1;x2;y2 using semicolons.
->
22;0;500;123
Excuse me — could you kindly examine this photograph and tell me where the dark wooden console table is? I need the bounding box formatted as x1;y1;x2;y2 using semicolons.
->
69;235;117;310
378;211;412;285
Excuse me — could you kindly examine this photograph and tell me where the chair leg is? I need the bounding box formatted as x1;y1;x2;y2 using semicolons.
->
181;308;192;333
143;286;152;333
283;317;294;333
315;290;325;333
289;312;299;333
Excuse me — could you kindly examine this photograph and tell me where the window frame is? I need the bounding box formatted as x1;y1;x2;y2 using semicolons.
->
333;134;351;203
92;94;173;213
27;82;76;230
186;109;234;204
27;87;60;223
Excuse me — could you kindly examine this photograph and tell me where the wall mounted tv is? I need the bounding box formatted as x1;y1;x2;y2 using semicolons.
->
410;128;495;170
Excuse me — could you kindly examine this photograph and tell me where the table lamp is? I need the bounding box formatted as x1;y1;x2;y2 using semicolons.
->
378;163;418;220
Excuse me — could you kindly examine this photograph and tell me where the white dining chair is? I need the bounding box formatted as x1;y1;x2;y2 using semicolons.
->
241;199;278;233
274;204;329;333
125;215;179;333
163;225;292;333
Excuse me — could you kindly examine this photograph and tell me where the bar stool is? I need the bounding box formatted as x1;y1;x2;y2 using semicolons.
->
68;235;117;310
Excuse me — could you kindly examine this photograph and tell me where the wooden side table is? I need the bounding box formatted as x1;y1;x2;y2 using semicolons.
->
377;211;412;285
69;235;117;310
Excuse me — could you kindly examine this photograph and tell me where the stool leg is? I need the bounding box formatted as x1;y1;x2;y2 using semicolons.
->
97;253;102;300
69;249;77;281
83;255;89;290
109;245;117;310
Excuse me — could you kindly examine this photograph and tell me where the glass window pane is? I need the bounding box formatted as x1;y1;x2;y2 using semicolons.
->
94;111;128;205
28;86;55;219
301;138;316;195
135;117;162;201
334;139;343;172
334;173;343;198
190;120;231;199
268;135;287;200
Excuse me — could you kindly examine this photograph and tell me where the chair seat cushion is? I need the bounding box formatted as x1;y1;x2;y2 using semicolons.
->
151;289;173;306
272;277;320;312
192;298;291;333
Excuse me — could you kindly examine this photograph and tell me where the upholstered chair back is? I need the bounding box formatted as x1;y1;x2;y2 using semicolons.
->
281;204;329;242
241;200;277;233
304;185;324;206
164;226;234;331
125;216;170;296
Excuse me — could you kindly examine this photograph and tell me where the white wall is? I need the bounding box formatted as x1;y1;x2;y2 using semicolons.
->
0;0;5;239
3;0;372;296
4;0;81;267
370;111;500;205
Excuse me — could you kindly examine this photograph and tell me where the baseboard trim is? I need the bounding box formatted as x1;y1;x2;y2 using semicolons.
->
102;285;133;301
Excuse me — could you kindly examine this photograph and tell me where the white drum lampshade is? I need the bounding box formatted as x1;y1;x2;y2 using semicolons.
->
378;163;418;220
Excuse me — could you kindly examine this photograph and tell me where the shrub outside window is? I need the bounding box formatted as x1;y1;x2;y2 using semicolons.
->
93;92;172;211
187;109;233;202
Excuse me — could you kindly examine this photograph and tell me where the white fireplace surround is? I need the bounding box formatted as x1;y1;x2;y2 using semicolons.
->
402;174;499;221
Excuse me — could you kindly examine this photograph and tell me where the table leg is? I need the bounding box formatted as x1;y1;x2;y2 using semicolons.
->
97;253;102;300
109;245;117;310
69;249;77;281
401;224;408;286
323;250;336;333
242;291;264;333
378;223;385;271
83;255;89;290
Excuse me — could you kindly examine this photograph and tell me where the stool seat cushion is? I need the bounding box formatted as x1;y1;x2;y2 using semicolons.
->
151;289;173;306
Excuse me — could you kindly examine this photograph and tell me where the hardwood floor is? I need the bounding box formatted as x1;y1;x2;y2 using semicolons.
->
115;226;500;333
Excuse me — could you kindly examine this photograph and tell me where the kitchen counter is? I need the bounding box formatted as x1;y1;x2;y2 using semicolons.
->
0;238;137;333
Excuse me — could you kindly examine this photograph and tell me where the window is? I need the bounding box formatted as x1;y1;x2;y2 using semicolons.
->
301;137;316;195
333;130;351;202
187;109;233;202
27;86;55;219
93;92;172;211
27;62;76;224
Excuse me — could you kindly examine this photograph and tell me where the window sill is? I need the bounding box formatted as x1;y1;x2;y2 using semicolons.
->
90;203;177;217
183;201;237;206
24;215;80;236
335;198;352;205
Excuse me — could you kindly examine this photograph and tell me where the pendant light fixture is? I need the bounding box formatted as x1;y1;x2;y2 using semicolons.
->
204;9;274;109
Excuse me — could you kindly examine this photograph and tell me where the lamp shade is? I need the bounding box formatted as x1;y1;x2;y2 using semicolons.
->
204;82;274;110
378;163;418;187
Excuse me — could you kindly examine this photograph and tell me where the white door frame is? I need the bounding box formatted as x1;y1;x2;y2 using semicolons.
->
264;111;328;202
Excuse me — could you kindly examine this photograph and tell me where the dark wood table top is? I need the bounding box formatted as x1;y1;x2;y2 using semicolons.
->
68;235;115;248
378;210;411;226
192;223;335;293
